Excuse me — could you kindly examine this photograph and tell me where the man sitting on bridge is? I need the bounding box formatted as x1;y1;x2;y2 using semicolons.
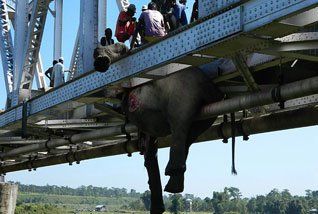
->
131;2;166;48
100;28;115;46
115;4;137;43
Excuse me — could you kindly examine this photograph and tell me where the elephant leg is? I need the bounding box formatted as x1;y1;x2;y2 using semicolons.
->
164;118;216;193
185;118;216;159
143;134;165;214
164;123;190;193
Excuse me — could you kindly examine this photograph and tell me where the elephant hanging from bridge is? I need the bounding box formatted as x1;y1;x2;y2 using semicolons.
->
94;43;223;213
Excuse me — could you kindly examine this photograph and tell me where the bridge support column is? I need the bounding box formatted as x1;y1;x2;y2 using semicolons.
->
0;178;18;214
79;0;98;75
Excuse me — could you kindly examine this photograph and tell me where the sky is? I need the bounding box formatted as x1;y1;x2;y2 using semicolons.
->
0;0;318;198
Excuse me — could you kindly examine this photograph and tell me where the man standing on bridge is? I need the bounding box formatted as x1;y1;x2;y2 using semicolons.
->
52;57;65;88
45;60;58;87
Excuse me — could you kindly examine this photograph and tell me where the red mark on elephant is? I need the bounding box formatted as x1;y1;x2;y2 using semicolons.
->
128;93;141;112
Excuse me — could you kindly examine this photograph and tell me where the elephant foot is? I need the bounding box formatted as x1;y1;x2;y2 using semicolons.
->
164;175;184;193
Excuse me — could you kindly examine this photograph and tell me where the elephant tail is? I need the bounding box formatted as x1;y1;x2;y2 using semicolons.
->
231;112;238;175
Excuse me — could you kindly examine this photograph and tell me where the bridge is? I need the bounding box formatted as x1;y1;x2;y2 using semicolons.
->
0;0;318;211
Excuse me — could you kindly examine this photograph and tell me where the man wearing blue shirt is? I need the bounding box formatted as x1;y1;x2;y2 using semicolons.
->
172;0;188;27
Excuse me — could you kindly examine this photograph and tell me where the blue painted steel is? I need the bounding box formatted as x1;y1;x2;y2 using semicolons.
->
1;0;318;128
0;0;14;97
199;0;241;18
243;0;318;31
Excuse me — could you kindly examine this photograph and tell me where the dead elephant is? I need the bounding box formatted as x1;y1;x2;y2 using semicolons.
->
94;43;223;213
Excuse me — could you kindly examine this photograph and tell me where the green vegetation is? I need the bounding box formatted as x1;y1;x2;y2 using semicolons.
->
13;183;318;213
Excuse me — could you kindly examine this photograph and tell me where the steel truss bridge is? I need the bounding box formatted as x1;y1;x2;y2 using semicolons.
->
0;0;318;174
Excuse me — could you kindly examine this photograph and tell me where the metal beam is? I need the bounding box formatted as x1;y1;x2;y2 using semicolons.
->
1;0;318;127
116;0;129;11
78;0;98;75
1;105;318;173
68;27;81;80
98;0;107;40
53;0;63;60
12;0;28;105
12;0;50;105
231;52;260;92
34;54;46;90
0;0;14;106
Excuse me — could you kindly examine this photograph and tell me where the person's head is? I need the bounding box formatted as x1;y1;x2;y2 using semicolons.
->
179;0;187;4
142;5;147;11
148;2;157;10
58;57;64;64
53;60;58;65
127;4;136;16
171;0;177;5
105;28;112;39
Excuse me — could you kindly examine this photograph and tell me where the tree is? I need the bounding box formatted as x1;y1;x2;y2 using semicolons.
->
286;200;306;214
168;194;183;214
140;190;151;211
265;189;287;214
226;187;242;200
128;199;146;211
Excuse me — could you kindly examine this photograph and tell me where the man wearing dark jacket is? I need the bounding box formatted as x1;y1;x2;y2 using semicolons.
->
45;60;58;87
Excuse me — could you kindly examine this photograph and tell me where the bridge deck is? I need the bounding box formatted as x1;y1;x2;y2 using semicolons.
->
1;0;318;173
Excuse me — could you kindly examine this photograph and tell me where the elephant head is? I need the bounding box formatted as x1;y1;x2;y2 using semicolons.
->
94;42;129;72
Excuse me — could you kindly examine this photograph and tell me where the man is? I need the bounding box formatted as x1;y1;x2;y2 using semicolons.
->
100;28;114;46
53;57;65;88
172;0;188;28
142;5;148;12
190;0;198;23
115;4;137;43
133;2;166;47
45;60;58;87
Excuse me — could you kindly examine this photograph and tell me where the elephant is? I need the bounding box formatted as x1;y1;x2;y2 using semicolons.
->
94;43;223;213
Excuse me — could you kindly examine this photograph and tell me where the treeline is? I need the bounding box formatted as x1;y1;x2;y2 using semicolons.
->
142;188;318;214
15;183;318;213
15;182;140;198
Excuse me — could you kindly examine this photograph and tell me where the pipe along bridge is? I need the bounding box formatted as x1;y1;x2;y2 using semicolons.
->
1;0;318;176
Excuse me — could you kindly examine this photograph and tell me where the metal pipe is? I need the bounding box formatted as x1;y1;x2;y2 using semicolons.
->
1;106;318;174
200;76;318;119
0;124;137;160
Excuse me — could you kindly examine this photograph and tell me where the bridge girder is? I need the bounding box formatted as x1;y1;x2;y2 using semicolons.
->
1;0;318;172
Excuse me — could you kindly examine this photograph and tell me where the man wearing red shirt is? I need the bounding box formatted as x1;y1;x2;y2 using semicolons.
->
115;4;137;42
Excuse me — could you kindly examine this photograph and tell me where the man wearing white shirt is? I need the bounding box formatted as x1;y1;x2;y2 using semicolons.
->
53;57;65;87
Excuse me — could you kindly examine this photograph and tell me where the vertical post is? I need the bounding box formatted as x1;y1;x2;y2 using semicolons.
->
12;0;28;106
0;181;18;214
79;0;98;74
98;0;107;40
54;0;63;60
34;54;47;90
